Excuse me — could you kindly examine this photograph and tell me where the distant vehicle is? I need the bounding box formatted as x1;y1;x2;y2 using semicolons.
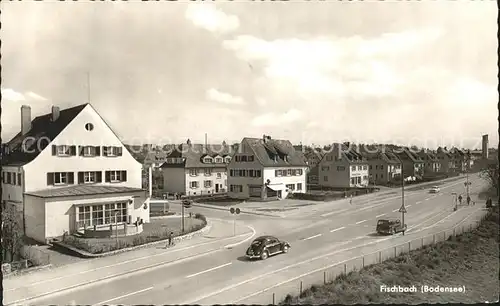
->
429;186;440;193
376;218;407;235
245;236;291;260
181;197;193;208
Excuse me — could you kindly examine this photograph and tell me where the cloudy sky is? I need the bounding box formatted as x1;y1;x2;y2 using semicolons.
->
1;1;498;149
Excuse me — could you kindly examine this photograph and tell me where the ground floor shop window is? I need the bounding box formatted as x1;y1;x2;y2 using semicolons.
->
77;202;127;229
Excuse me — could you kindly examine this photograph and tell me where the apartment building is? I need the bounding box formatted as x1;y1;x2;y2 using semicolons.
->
227;136;307;200
359;147;402;185
318;143;369;188
1;104;149;243
435;147;457;173
393;148;425;179
417;149;441;174
160;140;234;196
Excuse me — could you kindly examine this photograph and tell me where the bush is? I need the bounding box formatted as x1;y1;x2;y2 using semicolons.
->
194;213;207;223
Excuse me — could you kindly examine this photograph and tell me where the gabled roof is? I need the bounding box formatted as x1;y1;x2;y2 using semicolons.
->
2;104;88;166
436;147;453;158
328;143;366;163
356;145;401;164
243;137;307;167
417;150;439;162
393;147;424;163
160;143;235;169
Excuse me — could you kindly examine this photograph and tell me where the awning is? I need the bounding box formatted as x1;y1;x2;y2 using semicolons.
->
266;184;284;191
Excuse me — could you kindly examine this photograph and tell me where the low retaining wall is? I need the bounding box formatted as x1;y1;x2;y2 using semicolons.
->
3;263;53;278
52;220;212;258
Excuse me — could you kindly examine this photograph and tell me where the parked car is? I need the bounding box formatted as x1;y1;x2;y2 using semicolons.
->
429;186;440;193
376;218;407;235
181;197;193;208
245;236;291;260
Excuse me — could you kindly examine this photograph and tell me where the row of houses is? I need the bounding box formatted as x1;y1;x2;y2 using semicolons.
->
1;103;491;244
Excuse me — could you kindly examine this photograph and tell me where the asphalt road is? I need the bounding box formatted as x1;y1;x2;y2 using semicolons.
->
7;174;488;305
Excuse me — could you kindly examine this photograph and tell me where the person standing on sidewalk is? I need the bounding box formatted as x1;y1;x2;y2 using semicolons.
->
166;231;173;248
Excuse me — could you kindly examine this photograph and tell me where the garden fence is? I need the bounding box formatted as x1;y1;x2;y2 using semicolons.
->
240;209;489;305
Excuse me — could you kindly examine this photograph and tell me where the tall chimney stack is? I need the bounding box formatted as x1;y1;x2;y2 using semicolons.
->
51;106;60;122
21;105;32;136
482;134;489;159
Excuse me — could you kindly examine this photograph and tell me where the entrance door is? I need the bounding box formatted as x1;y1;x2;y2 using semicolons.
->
277;190;282;198
215;184;220;193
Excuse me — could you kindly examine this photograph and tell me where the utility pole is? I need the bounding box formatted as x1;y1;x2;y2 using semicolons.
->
395;152;407;235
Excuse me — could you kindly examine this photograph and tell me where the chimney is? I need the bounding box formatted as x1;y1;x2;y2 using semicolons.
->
21;105;32;136
51;106;60;122
186;138;192;147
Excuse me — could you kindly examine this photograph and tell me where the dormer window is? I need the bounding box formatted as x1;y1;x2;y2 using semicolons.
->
215;157;223;163
203;156;213;163
225;156;231;163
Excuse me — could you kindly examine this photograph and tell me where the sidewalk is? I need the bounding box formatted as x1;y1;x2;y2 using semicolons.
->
3;219;252;305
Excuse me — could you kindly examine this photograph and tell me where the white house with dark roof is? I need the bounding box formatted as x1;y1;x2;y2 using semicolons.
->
1;104;150;244
160;140;235;196
318;143;369;188
227;135;308;200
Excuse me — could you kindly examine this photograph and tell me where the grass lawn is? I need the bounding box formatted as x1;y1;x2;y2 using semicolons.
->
62;215;206;254
282;192;499;304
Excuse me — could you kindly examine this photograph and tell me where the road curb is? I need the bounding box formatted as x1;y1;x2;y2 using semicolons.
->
224;225;257;249
51;219;213;259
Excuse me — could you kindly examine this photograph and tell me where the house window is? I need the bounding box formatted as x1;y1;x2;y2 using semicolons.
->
204;180;212;188
91;205;104;225
249;170;255;177
351;178;355;185
380;165;384;170
248;156;255;162
297;183;303;191
369;165;372;170
326;155;332;161
57;145;71;156
375;165;378;170
216;172;222;179
287;169;292;176
241;156;248;162
55;172;68;185
230;185;243;192
190;181;199;189
83;172;96;183
297;169;303;175
103;202;127;225
17;173;21;186
204;168;212;176
381;174;384;179
81;146;99;157
85;123;94;131
225;157;231;163
215;158;223;163
286;184;295;191
275;170;282;177
337;166;345;171
77;206;91;228
322;166;329;171
189;169;198;176
203;157;212;163
12;173;16;185
256;170;262;177
110;171;121;182
103;146;123;157
351;166;356;171
363;165;367;170
323;176;328;182
105;170;126;183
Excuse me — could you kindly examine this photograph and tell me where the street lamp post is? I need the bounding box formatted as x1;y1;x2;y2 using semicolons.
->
395;153;407;235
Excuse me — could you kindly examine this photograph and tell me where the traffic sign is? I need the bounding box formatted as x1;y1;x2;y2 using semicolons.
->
399;206;407;213
230;207;235;214
230;207;241;214
235;208;241;214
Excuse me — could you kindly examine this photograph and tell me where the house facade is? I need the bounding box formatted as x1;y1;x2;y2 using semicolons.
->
360;149;402;185
227;136;307;200
303;148;325;185
1;104;149;244
393;148;425;179
417;150;441;175
161;141;234;197
318;143;369;188
435;147;457;173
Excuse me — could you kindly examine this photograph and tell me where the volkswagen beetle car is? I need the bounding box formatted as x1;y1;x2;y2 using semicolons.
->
245;236;290;260
376;218;407;235
429;186;440;193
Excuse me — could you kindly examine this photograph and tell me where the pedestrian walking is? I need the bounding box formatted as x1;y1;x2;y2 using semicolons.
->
349;194;353;205
458;194;462;205
466;195;471;206
166;231;173;248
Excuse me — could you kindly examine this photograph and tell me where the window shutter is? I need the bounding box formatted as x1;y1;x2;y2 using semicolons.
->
96;171;102;182
47;173;54;185
79;146;84;156
68;172;75;184
121;171;127;182
52;145;57;155
95;146;101;156
70;145;77;156
105;171;111;182
117;147;123;156
78;172;84;184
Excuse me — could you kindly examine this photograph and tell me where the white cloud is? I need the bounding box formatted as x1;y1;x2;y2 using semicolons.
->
256;97;267;106
185;4;240;34
251;109;303;127
25;91;48;101
222;29;443;98
1;88;26;101
206;88;245;105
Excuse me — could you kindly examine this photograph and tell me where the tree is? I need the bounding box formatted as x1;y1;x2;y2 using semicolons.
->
2;204;23;262
479;161;499;196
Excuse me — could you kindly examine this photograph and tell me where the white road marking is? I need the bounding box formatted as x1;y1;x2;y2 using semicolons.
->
224;226;256;249
392;209;399;212
425;198;430;201
303;234;322;240
185;262;232;279
376;213;386;218
96;287;153;305
406;204;412;208
329;226;345;233
355;219;367;225
320;208;349;217
416;201;422;204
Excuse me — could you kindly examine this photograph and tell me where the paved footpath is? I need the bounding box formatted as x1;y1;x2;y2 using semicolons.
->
3;219;254;305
